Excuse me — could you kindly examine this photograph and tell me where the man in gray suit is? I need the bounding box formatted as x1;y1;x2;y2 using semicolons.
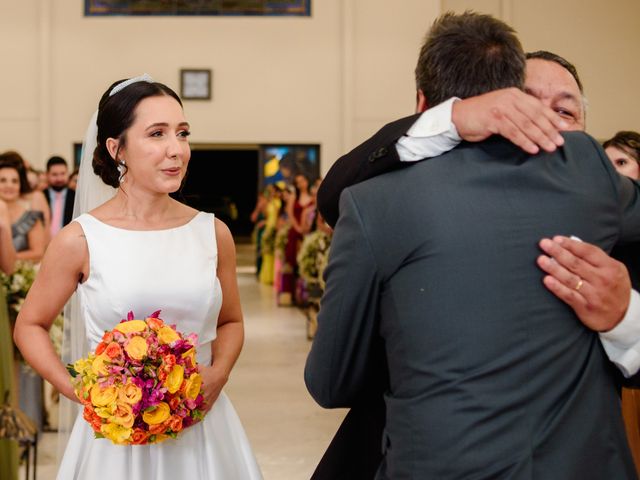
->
305;12;640;479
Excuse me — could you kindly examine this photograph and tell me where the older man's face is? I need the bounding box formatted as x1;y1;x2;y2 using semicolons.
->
525;58;585;131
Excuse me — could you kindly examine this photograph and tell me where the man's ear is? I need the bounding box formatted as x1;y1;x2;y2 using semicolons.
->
416;90;429;113
105;138;120;161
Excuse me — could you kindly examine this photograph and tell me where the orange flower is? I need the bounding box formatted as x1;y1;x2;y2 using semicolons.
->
162;354;176;371
168;396;181;410
95;342;107;356
168;414;183;432
105;342;123;359
148;422;167;435
101;331;114;343
146;317;164;331
130;428;151;445
83;406;103;432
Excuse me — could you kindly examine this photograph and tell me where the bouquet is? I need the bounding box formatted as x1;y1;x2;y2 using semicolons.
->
297;230;332;290
67;310;205;445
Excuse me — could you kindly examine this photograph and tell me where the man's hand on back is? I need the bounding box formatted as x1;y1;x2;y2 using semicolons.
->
452;88;568;154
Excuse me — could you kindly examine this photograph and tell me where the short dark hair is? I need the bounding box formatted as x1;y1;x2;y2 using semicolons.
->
525;50;583;94
603;131;640;164
415;11;525;107
46;156;68;171
93;79;182;188
0;150;32;194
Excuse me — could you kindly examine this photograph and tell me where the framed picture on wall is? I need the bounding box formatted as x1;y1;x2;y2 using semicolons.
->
85;1;311;16
259;144;320;192
180;69;212;100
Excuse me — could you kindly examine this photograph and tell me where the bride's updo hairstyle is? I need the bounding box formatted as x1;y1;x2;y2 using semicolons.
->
93;78;182;187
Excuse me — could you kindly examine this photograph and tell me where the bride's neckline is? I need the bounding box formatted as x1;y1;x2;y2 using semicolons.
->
85;211;203;232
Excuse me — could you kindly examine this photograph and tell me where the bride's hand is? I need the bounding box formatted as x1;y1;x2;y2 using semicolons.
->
198;364;229;413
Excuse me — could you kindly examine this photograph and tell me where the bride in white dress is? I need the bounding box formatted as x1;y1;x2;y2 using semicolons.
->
13;76;262;479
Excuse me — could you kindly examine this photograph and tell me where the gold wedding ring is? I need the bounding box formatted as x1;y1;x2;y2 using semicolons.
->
574;279;583;292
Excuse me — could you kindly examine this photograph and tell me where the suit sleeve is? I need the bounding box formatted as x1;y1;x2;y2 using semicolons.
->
317;114;420;228
305;189;385;408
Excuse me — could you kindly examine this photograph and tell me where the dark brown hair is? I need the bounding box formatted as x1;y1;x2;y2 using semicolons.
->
0;150;33;194
93;80;183;187
603;131;640;164
415;11;525;107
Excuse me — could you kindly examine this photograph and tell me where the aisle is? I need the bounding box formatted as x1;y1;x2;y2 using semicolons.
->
25;244;346;479
227;268;346;479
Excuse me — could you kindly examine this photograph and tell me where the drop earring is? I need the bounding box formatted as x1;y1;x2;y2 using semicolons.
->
117;160;126;183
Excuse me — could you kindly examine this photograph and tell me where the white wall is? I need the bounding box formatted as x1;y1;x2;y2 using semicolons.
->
442;0;640;140
0;0;439;174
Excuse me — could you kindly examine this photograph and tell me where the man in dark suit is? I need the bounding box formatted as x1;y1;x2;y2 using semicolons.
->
43;156;75;236
311;46;640;480
305;12;640;479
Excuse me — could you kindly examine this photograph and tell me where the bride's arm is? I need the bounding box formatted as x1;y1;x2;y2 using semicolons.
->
13;222;88;402
201;218;244;410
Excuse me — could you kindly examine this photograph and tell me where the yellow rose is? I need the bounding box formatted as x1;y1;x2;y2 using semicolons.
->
125;336;148;361
181;348;196;366
164;365;184;394
114;320;147;334
101;423;132;445
90;384;118;408
91;354;111;376
118;381;143;405
142;402;171;425
157;326;180;345
111;402;135;428
184;373;202;400
95;405;115;419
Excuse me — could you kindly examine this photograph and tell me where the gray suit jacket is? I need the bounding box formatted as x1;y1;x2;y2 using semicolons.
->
305;132;640;479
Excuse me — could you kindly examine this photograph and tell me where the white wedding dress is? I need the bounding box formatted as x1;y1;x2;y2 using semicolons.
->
57;212;262;479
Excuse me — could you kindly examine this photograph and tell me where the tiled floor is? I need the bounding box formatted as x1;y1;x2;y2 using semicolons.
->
21;244;346;479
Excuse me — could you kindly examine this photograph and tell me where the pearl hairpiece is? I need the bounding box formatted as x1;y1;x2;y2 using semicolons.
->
109;73;154;97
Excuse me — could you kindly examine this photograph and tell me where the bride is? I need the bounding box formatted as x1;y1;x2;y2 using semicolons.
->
13;75;262;479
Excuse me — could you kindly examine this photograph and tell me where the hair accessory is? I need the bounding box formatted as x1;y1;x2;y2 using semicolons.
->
109;73;154;97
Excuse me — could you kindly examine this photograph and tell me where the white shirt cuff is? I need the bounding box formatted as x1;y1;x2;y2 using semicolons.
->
396;97;462;163
599;289;640;377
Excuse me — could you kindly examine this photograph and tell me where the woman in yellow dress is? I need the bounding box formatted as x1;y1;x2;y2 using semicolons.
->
259;185;281;285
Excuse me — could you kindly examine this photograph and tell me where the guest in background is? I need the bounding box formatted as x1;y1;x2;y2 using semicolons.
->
250;190;268;277
43;156;75;237
605;131;640;180
68;169;79;191
274;187;292;297
603;130;640;474
0;152;51;235
0;161;45;262
280;174;313;306
0;159;45;433
259;185;281;285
